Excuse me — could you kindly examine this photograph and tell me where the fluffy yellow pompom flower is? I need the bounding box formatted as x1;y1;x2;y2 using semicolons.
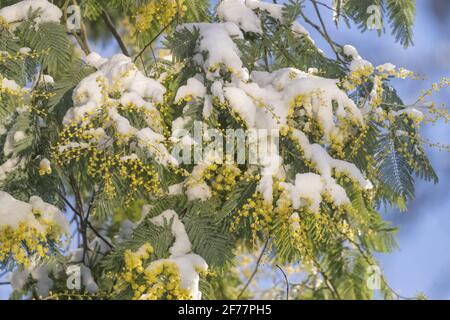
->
0;192;68;268
115;243;191;300
134;0;187;33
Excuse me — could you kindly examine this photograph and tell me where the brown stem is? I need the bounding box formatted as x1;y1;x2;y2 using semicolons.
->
275;265;289;300
237;238;270;299
57;189;114;250
310;0;348;69
101;9;129;56
67;175;91;262
133;14;179;63
87;221;115;249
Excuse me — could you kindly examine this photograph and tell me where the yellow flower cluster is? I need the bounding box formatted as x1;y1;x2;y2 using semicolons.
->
124;243;154;272
0;219;62;268
288;94;306;118
288;91;362;147
342;125;369;159
418;77;450;124
342;64;416;110
176;95;193;105
426;103;450;124
115;243;190;300
343;65;374;91
53;103;165;201
118;102;164;133
286;206;350;261
0;16;8;28
376;66;415;79
370;75;384;107
0;49;41;64
275;184;294;218
231;192;273;240
369;78;450;131
134;0;187;33
38;167;52;176
140;261;190;300
85;148;161;201
118;156;163;201
283;126;314;168
208;163;241;195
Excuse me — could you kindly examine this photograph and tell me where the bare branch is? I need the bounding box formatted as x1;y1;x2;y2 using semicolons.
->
101;9;129;56
57;189;114;250
310;0;348;69
237;238;271;299
275;265;289;300
87;221;115;249
133;14;179;63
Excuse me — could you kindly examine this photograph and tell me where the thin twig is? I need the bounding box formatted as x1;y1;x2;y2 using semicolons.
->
315;0;339;13
67;175;90;263
85;189;97;222
335;226;414;300
237;238;270;299
56;190;114;249
57;191;77;214
87;221;115;249
299;2;348;70
133;14;179;63
312;257;341;299
101;9;129;56
57;189;115;250
72;32;90;55
139;55;148;77
275;265;289;300
301;244;342;299
310;0;348;69
79;19;91;54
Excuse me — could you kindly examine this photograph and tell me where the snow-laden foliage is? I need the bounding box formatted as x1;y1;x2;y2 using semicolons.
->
0;0;448;300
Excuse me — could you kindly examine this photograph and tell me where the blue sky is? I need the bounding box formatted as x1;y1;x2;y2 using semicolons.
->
297;1;450;299
1;0;449;299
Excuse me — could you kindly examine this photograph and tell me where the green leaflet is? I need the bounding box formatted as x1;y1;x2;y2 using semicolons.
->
19;22;74;75
342;0;416;47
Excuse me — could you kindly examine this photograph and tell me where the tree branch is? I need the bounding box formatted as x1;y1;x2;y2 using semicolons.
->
310;0;348;69
72;32;91;55
87;221;115;249
335;226;414;300
101;9;129;56
57;189;115;250
275;265;289;300
237;238;270;299
85;189;97;222
133;14;179;63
